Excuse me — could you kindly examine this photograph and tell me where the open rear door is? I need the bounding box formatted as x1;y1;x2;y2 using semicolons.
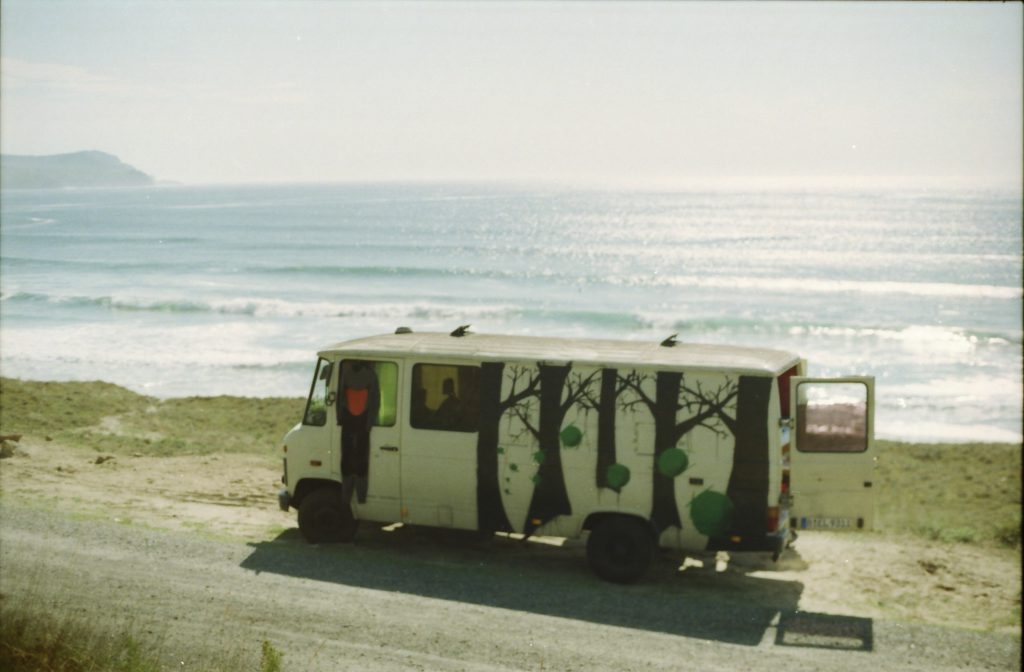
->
788;377;876;530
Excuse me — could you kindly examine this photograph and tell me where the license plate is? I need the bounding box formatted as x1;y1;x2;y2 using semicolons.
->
799;516;854;529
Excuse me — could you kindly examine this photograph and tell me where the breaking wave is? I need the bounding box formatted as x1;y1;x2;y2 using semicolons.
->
4;290;1019;347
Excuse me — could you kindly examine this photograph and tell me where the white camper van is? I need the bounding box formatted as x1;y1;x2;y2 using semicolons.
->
277;328;876;583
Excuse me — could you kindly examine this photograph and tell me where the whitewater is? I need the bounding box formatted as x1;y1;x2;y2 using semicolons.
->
1;182;1020;443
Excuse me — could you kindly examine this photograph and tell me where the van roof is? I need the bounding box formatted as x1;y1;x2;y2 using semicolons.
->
320;332;800;376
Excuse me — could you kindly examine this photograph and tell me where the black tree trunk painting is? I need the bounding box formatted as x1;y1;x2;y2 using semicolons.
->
595;368;619;491
652;371;685;530
475;362;540;534
716;376;772;536
516;364;600;536
522;363;573;535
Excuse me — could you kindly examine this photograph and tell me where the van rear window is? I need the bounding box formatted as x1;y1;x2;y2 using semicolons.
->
795;381;869;453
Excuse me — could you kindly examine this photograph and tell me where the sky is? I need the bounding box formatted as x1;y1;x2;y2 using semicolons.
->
1;1;1021;186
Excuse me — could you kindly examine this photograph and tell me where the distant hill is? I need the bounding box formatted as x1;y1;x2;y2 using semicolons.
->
0;151;155;189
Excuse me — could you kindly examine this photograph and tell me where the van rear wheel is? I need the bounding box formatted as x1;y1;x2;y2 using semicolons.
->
298;487;357;543
587;516;654;583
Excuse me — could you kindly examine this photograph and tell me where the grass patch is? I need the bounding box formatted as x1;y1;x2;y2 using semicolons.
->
0;378;151;436
0;593;285;671
1;378;304;457
876;440;1022;548
0;599;162;671
130;395;305;455
260;641;283;672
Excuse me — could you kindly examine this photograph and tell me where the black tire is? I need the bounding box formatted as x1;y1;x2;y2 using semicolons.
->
586;516;654;583
297;487;357;543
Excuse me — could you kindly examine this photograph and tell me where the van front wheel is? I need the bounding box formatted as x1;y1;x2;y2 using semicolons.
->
298;487;357;543
587;516;654;583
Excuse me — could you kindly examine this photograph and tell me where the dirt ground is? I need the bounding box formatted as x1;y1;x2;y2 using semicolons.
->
0;432;1018;635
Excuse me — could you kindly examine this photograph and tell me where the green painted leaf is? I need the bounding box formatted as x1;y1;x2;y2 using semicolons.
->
605;463;631;492
510;463;519;472
497;446;505;455
532;450;546;465
559;424;583;448
531;474;543;486
689;490;734;537
657;447;689;478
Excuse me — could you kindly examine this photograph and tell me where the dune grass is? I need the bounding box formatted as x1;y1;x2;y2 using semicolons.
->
0;611;284;672
1;377;1020;547
0;587;285;672
0;604;161;672
876;440;1021;548
0;378;304;457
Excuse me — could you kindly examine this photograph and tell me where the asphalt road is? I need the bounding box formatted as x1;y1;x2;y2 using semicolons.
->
0;504;1018;671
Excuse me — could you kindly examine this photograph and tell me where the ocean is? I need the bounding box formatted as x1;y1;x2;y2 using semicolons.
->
1;182;1020;443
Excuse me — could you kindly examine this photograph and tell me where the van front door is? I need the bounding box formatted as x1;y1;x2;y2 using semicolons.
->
788;377;876;530
339;359;402;523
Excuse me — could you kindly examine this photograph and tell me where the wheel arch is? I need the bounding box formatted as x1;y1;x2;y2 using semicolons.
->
292;477;341;510
582;511;658;541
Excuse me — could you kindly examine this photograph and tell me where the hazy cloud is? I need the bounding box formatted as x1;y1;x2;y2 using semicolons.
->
1;56;132;95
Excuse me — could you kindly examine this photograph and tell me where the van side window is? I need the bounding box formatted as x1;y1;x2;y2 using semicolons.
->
338;360;399;427
410;363;481;432
303;358;332;426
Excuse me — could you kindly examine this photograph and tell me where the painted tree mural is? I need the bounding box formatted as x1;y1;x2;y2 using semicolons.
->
476;362;539;534
511;364;600;536
476;356;770;545
620;370;739;531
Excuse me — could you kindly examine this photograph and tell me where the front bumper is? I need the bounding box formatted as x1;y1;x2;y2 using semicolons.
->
278;488;291;512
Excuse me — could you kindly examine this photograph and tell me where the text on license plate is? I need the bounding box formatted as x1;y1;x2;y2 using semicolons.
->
798;517;854;529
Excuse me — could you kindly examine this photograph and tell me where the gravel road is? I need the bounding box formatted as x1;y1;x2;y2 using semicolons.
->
0;503;1018;671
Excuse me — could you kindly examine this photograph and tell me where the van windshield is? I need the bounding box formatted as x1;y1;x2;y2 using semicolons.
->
303;358;332;426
